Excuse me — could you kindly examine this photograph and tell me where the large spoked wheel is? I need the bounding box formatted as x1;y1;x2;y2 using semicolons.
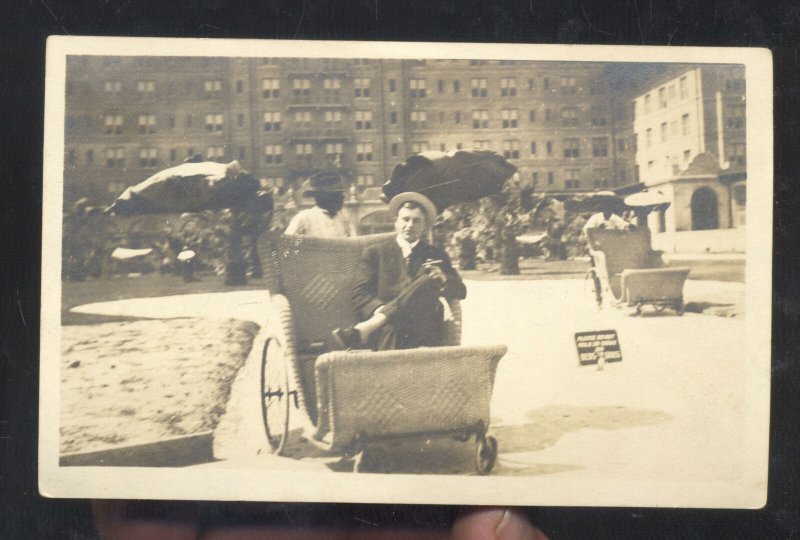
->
260;337;290;455
475;434;498;475
584;269;602;309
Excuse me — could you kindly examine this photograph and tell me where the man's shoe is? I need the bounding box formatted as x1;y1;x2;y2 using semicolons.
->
332;327;361;349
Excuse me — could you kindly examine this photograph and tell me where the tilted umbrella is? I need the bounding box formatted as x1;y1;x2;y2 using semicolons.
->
106;160;260;216
624;190;671;213
381;150;518;213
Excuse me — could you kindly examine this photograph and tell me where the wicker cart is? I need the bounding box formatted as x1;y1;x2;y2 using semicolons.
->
259;232;507;473
585;227;690;316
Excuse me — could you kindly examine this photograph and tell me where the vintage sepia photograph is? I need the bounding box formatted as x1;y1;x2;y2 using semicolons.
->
39;37;772;507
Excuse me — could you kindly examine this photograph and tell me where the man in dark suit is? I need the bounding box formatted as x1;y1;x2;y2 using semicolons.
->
333;192;466;350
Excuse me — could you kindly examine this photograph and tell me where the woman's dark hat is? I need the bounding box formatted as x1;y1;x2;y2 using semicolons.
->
301;171;347;196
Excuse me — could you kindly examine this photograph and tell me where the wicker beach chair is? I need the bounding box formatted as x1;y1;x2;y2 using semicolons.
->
585;227;690;315
259;232;506;473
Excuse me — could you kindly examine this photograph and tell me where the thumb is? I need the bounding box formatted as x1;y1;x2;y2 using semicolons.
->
451;508;548;540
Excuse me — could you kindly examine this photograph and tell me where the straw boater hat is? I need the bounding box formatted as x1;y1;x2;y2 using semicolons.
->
301;170;347;197
388;191;438;223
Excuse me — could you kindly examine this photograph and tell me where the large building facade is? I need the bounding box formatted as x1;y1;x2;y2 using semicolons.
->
632;65;747;249
63;56;637;207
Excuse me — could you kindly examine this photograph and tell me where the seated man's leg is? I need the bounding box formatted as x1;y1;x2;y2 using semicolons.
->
374;275;445;350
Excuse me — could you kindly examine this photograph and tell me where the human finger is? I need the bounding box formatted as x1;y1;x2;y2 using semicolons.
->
450;508;548;540
92;500;200;540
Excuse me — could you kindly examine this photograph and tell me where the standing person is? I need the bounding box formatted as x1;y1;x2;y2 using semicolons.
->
332;192;466;351
284;171;356;238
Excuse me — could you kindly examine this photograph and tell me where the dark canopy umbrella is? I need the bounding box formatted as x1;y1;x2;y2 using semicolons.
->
106;160;260;216
381;150;517;213
569;191;625;214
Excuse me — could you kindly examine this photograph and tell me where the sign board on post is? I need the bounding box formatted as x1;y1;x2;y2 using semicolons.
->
575;330;622;367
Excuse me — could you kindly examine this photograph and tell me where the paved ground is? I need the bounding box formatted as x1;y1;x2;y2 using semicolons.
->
70;276;764;504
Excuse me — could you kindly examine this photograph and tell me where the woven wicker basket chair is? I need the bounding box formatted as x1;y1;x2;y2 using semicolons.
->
259;232;507;474
585;227;690;315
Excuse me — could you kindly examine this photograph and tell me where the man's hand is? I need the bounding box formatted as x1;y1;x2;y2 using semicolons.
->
422;259;447;284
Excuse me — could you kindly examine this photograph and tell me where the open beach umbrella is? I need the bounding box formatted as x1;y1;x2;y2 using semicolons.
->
624;190;671;213
381;150;518;213
106;160;260;216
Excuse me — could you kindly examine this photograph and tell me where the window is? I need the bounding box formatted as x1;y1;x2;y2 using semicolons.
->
67;150;77;166
470;78;487;97
502;140;520;159
565;169;580;189
659;87;667;108
137;114;156;134
136;80;155;94
104;81;122;93
235;80;243;93
681;113;690;136
355;110;373;130
261;79;280;98
453;80;460;93
86;149;94;164
203;80;221;95
169;149;177;162
409;78;427;98
646;128;653;148
292;78;311;97
679;76;688;99
563;138;580;158
530;141;537;155
561;107;578;127
668;84;676;101
139;148;158;167
456;143;463;150
728;143;746;166
546;141;553;156
618;139;626;152
388;79;396;92
501;109;518;128
204;113;224;132
238;147;246;160
354;78;371;98
472;110;489;129
660;122;668;142
528;78;535;91
726;106;745;129
473;140;491;150
590;107;606;126
207;146;226;162
264;144;283;164
104;114;123;134
295;143;313;164
454;112;461;124
356;174;375;186
547;171;554;185
592;137;608;157
410;111;427;129
391;143;399;157
593;168;610;187
389;111;398;125
323;78;342;98
324;110;342;130
168;114;176;129
529;110;536;122
437;80;445;93
531;171;539;186
545;109;551;122
294;111;312;130
644;94;651;115
683;149;691;162
500;78;517;97
263;111;282;132
325;143;343;160
411;141;430;154
560;76;577;94
439;143;447;151
543;77;550;91
356;143;373;162
237;113;244;128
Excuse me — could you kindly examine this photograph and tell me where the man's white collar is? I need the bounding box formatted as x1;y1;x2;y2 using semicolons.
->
395;235;419;258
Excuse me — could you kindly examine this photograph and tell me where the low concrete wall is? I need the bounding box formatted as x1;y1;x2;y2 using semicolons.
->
652;227;746;254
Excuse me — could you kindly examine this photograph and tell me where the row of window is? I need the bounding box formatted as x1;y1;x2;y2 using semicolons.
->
83;106;613;136
640;113;693;147
639;76;745;118
83;74;602;101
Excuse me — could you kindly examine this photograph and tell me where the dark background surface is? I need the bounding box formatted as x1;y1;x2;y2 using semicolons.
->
1;1;799;538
